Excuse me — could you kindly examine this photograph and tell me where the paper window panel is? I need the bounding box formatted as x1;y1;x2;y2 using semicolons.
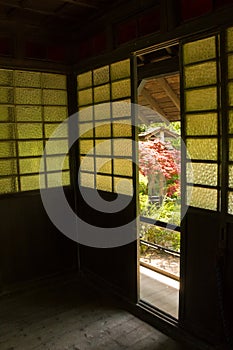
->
113;139;132;157
45;139;68;155
43;106;67;122
93;103;111;120
0;159;17;176
79;107;93;122
228;138;233;160
0;177;18;193
14;71;41;87
96;158;112;174
113;158;133;177
80;156;94;172
184;61;217;88
112;79;131;100
0;106;14;121
79;172;95;188
43;90;67;106
187;162;218;186
0;87;14;103
45;123;68;139
112;100;131;119
0;123;15;139
79;123;94;138
227;27;233;52
17;123;42;139
62;171;70;186
112;121;132;137
186;138;218;160
96;174;112;192
15;88;41;105
16;106;42;122
78;89;93;106
0;141;16;157
183;36;216;65
186;113;218;136
20;175;39;191
0;69;13;86
188;186;218;211
185;87;217;111
95;139;111;156
110;59;130;81
46;155;69;172
93;66;109;86
228;165;233;188
80;140;94;155
114;177;133;196
77;71;92;90
94;84;110;103
42;73;66;89
18;141;43;157
19;158;41;174
95;122;111;138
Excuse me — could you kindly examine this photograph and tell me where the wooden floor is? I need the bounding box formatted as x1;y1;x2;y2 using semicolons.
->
140;266;179;318
0;272;192;350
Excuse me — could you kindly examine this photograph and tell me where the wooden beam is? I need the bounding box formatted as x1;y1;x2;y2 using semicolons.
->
141;87;170;125
62;0;98;9
156;77;180;111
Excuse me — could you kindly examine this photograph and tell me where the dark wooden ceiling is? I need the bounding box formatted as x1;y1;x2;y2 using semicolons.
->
0;0;124;33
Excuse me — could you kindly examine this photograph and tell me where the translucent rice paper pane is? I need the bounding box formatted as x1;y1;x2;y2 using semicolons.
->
228;54;233;80
79;172;94;188
185;87;217;112
113;139;132;157
228;165;233;188
228;191;233;214
95;139;111;156
114;177;133;196
17;123;42;139
0;123;15;139
113;158;133;177
186;138;218;160
95;122;111;138
15;88;41;105
62;171;70;186
229;138;233;160
227;27;233;52
94;103;110;120
77;71;92;89
78;88;93;106
16;106;42;122
94;84;110;103
113;120;132;137
42;73;66;89
0;141;16;157
44;106;67;122
112;100;131;119
93;66;109;85
45;139;68;155
186;113;217;135
18;141;43;157
79;106;93;122
80;156;94;172
45;155;69;172
80;140;94;155
0;69;13;86
14;71;41;87
229;110;233;133
96;174;112;192
0;177;18;194
183;36;216;64
0;106;14;121
0;87;13;103
19;158;41;174
184;61;217;88
20;174;39;191
79;123;94;138
110;59;130;81
0;159;17;176
45;123;68;139
228;82;233;106
43;90;67;106
188;186;218;211
96;157;112;174
112;79;131;100
186;162;218;186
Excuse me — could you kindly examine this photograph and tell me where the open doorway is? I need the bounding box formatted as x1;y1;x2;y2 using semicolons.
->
137;45;181;318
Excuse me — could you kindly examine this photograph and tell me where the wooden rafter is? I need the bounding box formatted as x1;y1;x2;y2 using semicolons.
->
141;87;170;125
156;77;180;111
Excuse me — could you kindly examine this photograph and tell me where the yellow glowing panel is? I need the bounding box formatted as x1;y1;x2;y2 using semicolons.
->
95;139;111;156
0;141;15;157
0;87;13;103
113;121;132;137
79;107;93;122
94;84;110;103
0;159;17;176
80;140;94;155
14;71;41;87
186;138;218;160
185;87;217;111
79;123;94;138
228;54;233;80
93;66;109;85
183;36;216;64
42;73;66;89
17;123;42;139
96;174;112;192
228;110;233;133
188;186;218;210
0;69;13;86
45;139;68;155
186;113;217;135
94;103;110;120
16;106;42;122
46;155;69;172
228;191;233;214
228;82;233;106
227;27;233;52
62;171;70;186
77;71;92;89
96;158;112;174
80;156;94;172
0;177;17;194
20;175;39;191
44;106;67;122
114;158;132;177
95;122;111;138
185;61;217;88
229;138;233;160
43;90;67;106
186;162;218;186
113;139;132;157
111;59;130;81
114;177;133;196
0;106;14;121
15;88;41;105
112;79;131;100
78;88;93;106
0;123;15;139
18;141;43;157
45;123;68;139
19;158;41;174
112;100;131;119
79;172;94;188
228;165;233;188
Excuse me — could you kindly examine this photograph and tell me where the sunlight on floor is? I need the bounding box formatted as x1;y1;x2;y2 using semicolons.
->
140;265;180;290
